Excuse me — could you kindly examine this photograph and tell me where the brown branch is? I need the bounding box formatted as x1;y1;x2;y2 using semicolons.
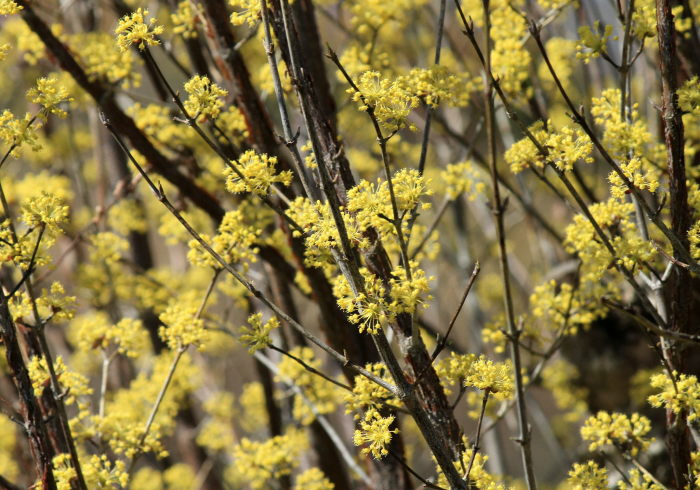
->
656;1;693;486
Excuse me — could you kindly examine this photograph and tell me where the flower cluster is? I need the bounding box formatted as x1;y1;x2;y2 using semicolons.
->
238;312;279;353
581;411;653;456
576;21;616;63
505;120;593;173
353;408;398;459
232;429;308;489
224;150;293;195
567;461;608;490
115;8;164;51
158;294;208;350
464;356;515;400
350;71;418;132
26;75;73;119
183;75;228;121
648;372;700;422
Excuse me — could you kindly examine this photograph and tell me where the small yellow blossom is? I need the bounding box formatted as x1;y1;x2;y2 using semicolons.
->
293;468;334;490
464;356;515;400
26;75;73;119
441;160;486;200
232;428;308;489
183;75;227;121
171;1;199;38
238;312;279;353
224;150;293;195
581;411;652;456
115;8;164;51
353;408;398;459
567;461;608;489
21;191;69;233
350;71;418;132
648;371;700;422
576;21;616;63
229;0;261;27
158;294;208;350
0;0;21;15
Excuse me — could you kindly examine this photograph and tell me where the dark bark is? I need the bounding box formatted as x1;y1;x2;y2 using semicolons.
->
656;1;694;487
0;294;57;490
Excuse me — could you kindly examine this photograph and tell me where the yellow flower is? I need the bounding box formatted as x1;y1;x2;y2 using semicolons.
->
567;461;608;490
115;8;164;51
649;371;700;422
224;150;293;196
581;411;652;457
0;0;21;15
183;74;227;121
26;75;73;119
464;356;515;400
353;408;398;459
238;313;279;353
158;294;208;350
20;191;69;233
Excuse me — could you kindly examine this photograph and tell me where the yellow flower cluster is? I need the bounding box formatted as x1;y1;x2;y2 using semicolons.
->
293;468;335;490
171;0;199;39
115;8;164;52
28;355;92;405
353;408;398;459
0;109;41;157
435;352;477;394
0;0;21;15
95;352;198;458
567;461;608;490
617;468;665;490
26;75;73;119
81;454;129;488
690;220;700;260
70;32;141;88
565;198;656;279
440;160;486;201
188;209;260;270
183;74;228;122
529;280;607;336
197;391;237;452
464;356;515;401
648;371;700;422
435;436;502;489
20;191;70;234
350;71;418;132
238;312;279;353
347;0;428;37
70;312;150;358
399;65;475;108
232;428;308;489
344;362;397;414
224;150;293;195
158;294;208;350
576;21;616;63
581;411;652;456
228;0;261;28
505;120;593;173
276;346;339;425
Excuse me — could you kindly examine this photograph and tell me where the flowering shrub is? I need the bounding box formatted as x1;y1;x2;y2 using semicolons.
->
1;0;700;489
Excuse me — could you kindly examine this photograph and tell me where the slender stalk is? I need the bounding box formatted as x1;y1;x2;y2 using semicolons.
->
479;1;536;486
464;390;490;485
128;346;186;474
